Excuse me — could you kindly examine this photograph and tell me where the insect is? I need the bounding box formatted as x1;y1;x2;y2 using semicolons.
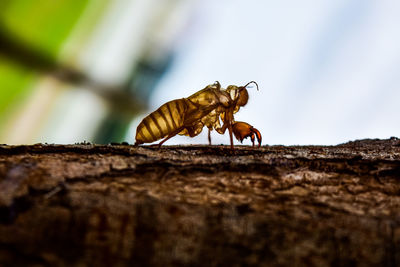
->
134;81;262;149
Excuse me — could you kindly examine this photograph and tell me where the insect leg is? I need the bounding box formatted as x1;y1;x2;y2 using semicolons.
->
208;128;212;145
250;132;255;147
228;123;234;150
253;127;262;147
214;112;234;149
226;110;235;150
158;127;185;147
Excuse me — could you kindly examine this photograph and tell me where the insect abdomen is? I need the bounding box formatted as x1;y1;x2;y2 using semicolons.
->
135;99;187;144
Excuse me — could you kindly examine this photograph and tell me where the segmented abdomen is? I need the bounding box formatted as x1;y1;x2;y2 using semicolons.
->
135;99;187;144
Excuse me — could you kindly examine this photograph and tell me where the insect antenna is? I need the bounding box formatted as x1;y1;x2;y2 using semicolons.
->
243;81;259;91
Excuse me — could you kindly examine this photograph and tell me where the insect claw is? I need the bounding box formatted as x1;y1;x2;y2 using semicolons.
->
250;132;255;147
232;121;262;147
253;127;262;147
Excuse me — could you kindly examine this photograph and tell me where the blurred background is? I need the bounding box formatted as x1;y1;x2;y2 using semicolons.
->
0;0;399;146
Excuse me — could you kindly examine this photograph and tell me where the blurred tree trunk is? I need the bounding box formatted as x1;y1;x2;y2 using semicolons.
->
0;139;400;266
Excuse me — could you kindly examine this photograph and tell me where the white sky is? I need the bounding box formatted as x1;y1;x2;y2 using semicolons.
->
144;0;400;146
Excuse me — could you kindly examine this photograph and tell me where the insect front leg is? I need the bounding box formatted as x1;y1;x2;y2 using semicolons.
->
250;132;255;147
232;121;262;147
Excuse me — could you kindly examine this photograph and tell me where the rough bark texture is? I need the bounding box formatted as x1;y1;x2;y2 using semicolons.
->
1;139;400;266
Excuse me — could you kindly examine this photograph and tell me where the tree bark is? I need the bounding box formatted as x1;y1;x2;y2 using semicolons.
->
0;139;400;266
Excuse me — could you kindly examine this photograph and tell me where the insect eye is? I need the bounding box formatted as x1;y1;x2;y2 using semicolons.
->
237;89;249;106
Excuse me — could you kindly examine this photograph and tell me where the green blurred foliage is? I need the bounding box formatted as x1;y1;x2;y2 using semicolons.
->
2;0;90;57
0;0;108;134
0;56;36;124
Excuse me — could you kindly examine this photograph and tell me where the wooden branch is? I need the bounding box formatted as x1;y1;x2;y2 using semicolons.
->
0;139;400;266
